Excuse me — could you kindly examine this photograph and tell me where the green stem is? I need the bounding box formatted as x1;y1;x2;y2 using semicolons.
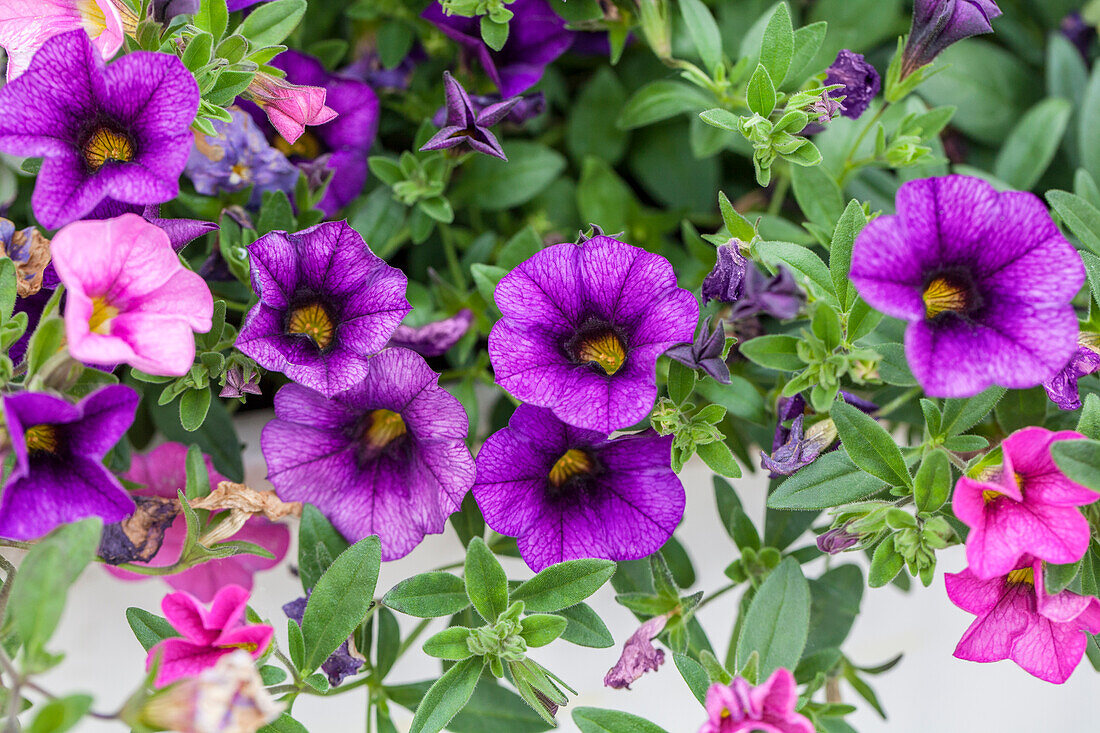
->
838;104;890;186
0;554;15;622
395;618;433;660
767;171;790;217
696;582;737;611
439;226;466;290
873;387;922;420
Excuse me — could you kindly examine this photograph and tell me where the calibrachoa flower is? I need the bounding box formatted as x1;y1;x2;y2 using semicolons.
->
185;107;299;209
761;392;876;476
433;90;546;127
604;614;668;689
702;242;748;305
243;71;337;146
666;316;730;384
489;235;699;433
0;385;137;540
422;0;574;97
52;214;214;376
946;558;1100;683
236;220;410;398
730;265;803;321
90;200;218;252
388;309;474;358
1043;334;1100;410
902;0;1002;77
953;427;1097;579
147;585;274;687
262;347;475;559
849;175;1084;398
472;404;685;572
420;71;519;161
283;594;362;686
825;50;880;119
0;30;199;228
152;0;199;22
107;443;289;602
0;0;135;80
699;668;814;733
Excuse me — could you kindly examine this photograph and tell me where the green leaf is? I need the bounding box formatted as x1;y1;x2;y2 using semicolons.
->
1051;439;1100;492
768;450;885;510
389;679;551;733
617;81;713;130
939;386;1005;437
259;714;310;733
300;535;381;675
679;0;722;71
717;190;755;241
480;16;509;52
256;189;295;235
28;695;92;733
465;537;509;622
1083;252;1100;308
714;476;760;550
830;201;867;311
913;449;952;514
666;359;696;405
782;21;827;89
179;388;212;432
1082;64;1100;185
125;608;179;652
790;165;843;233
1047;189;1100;255
994;387;1048;434
238;0;306;46
519;614;568;647
745;64;776;118
511;558;616;613
453;142;566;211
1078;393;1100;440
567;68;629;164
383;572;470;618
830;401;912;487
698;108;740;131
408;657;485;733
738;334;804;371
673;652;709;705
804;565;863;656
993;98;1072;190
875;342;918;387
550;602;613;648
757;2;794;85
572;707;670;733
735;557;811;678
297;503;350;591
24;317;65;376
423;627;474;660
869;539;904;587
184;443;211;500
194;0;228;40
7;519;101;663
755;240;836;305
697;439;743;478
181;31;214;72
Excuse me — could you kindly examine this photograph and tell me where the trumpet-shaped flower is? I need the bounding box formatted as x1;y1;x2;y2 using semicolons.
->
244;71;337;146
0;0;134;80
699;668;814;733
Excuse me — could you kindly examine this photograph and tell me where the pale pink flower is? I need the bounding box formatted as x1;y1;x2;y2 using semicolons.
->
52;213;213;376
699;668;814;733
953;427;1098;579
604;614;668;689
947;558;1100;684
245;72;337;145
0;0;134;79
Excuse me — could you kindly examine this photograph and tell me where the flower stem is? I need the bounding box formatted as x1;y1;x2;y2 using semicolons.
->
838;104;890;186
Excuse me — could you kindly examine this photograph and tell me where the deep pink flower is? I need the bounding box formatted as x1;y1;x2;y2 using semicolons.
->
52;214;213;376
699;668;814;733
245;72;337;145
953;427;1097;579
947;558;1100;683
0;0;131;80
147;585;274;686
106;443;289;602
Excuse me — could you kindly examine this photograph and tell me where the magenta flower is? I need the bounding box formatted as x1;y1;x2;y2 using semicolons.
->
0;0;132;80
0;30;199;228
850;176;1084;398
0;386;137;540
52;214;214;377
262;348;475;559
953;427;1098;579
147;585;275;687
489;235;699;433
244;71;337;146
236;221;410;398
699;668;814;733
106;443;290;603
419;71;519;161
473;404;684;572
947;558;1100;683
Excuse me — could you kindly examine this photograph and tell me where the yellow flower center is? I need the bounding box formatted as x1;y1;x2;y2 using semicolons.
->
364;409;407;449
575;331;626;375
982;472;1024;504
88;296;119;334
274;131;322;159
1006;567;1035;586
229;163;251;185
922;277;968;318
24;424;58;454
220;641;259;653
549;449;593;487
287;303;334;350
83;128;135;171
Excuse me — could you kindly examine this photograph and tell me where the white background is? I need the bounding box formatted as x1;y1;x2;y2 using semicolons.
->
34;412;1096;731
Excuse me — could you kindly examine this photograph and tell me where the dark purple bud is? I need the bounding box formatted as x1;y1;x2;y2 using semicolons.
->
760;415;837;477
817;524;861;554
420;72;513;160
152;0;200;22
702;243;748;304
729;265;804;321
1043;341;1100;411
98;497;180;565
1061;12;1096;60
220;366;263;400
902;0;1002;77
284;594;364;686
666;317;731;384
604;615;668;689
825;50;880;120
839;390;879;415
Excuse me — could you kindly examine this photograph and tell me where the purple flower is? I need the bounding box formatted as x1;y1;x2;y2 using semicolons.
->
236;221;410;398
472;404;685;572
262;348;475;559
219;366;262;400
666;317;730;384
825;50;880;119
761;392;876;476
0;385;138;540
817;524;861;554
283;595;362;686
809;92;843;125
604;614;668;689
422;0;574;97
431;91;546;127
152;0;200;21
89;200;218;252
420;72;519;161
1062;12;1095;60
0;30;199;228
701;242;747;305
902;0;1002;77
730;265;804;321
947;558;1100;684
849;175;1084;398
185;107;299;209
699;669;814;733
488;235;699;433
387;309;474;358
1043;338;1100;411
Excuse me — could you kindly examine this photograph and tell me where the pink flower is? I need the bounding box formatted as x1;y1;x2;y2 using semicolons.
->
52;214;213;376
946;558;1100;683
106;443;289;602
953;427;1098;579
0;0;134;80
604;614;668;689
147;585;274;687
245;72;337;145
699;668;814;733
